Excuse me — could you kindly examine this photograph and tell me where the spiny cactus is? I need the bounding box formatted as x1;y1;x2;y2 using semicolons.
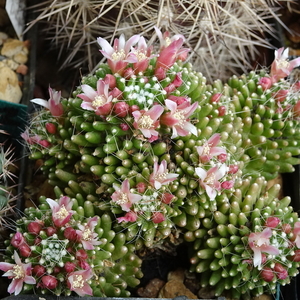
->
27;0;294;81
0;194;142;296
186;176;300;299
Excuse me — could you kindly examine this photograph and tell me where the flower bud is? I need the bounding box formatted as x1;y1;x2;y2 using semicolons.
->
273;89;288;102
282;223;292;234
46;226;57;237
120;123;130;131
64;227;78;241
289;249;300;262
109;87;122;99
265;216;280;228
11;232;25;248
32;265;46;277
221;180;234;190
38;140;51;148
210;93;222;103
45;123;57;134
76;249;88;260
130;105;140;113
64;261;76;273
217;153;227;163
123;68;135;78
41;275;58;289
154;66;166;80
34;237;42;245
218;106;226;116
228;164;239;174
114;101;129;117
161;193;174;204
152;212;165;224
274;263;288;279
78;260;90;270
261;267;274;282
19;243;31;257
28;221;42;235
258;77;272;91
136;182;147;193
104;74;116;89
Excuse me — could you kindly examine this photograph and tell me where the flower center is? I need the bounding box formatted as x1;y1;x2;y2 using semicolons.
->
205;173;215;185
155;172;168;181
82;228;92;241
116;193;129;205
55;205;69;220
72;275;85;288
135;51;147;62
92;95;105;108
138;115;154;129
111;49;126;61
12;265;25;279
173;110;185;127
202;143;212;155
277;59;290;70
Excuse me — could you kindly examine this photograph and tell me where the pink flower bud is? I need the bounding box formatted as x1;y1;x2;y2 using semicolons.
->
64;227;78;241
34;237;42;245
104;74;116;89
120;123;130;131
273;89;288;102
117;211;138;223
78;260;91;270
32;265;46;277
53;266;61;274
109;87;122;99
210;93;222;103
19;243;31;257
282;223;292;234
293;100;300;117
136;182;147;193
168;95;189;106
41;275;58;289
38;140;51;148
289;249;300;262
161;193;174;204
265;216;280;228
76;249;88;260
64;261;76;273
228;164;239;174
114;101;129;117
217;153;227;163
258;77;273;91
154;66;166;80
274;263;288;279
221;180;234;190
217;106;226;116
148;135;159;143
123;68;135;78
261;267;274;282
130;105;140;113
11;232;25;248
46;226;57;237
28;221;43;235
45;123;57;134
152;212;165;224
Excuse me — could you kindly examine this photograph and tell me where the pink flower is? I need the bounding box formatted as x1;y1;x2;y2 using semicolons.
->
31;87;63;117
132;105;164;139
97;34;140;75
195;164;227;200
78;80;113;116
0;251;36;295
111;179;142;212
270;47;300;81
221;180;234;190
161;193;175;204
210;93;222;103
113;101;129;117
67;269;93;297
149;160;179;189
117;211;138;223
196;133;227;163
40;275;58;289
274;263;288;280
64;227;78;241
273;89;289;102
160;99;198;138
164;73;183;94
261;267;274;282
103;74;116;89
152;212;165;224
46;196;74;227
248;227;280;267
20;130;42;145
27;221;42;235
32;265;46;277
76;217;101;250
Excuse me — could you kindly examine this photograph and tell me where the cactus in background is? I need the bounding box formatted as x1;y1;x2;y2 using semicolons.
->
13;28;300;299
27;0;295;81
186;176;300;299
0;194;142;297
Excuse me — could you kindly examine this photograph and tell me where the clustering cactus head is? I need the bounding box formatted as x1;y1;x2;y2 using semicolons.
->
0;195;142;297
187;177;300;299
8;28;300;299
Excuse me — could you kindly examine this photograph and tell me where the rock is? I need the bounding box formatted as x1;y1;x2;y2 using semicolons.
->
0;65;22;103
0;32;8;46
1;39;29;64
137;278;166;298
16;64;28;75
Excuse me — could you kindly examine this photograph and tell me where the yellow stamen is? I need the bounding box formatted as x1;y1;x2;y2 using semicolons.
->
72;275;85;288
92;95;105;108
111;50;126;61
173;110;185;128
116;193;129;205
82;228;92;241
55;205;69;220
12;265;25;279
138;115;153;129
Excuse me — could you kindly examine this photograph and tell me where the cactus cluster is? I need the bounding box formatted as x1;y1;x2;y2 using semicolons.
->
0;194;142;296
2;29;300;298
